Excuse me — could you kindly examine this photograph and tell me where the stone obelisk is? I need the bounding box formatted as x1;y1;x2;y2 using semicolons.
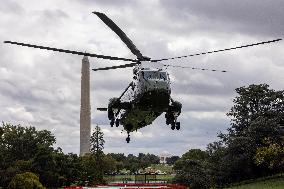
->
80;56;91;156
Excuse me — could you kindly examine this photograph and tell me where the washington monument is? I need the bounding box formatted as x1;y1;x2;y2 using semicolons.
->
80;56;91;156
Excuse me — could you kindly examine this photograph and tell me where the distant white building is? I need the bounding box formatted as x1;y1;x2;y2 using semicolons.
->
159;151;171;164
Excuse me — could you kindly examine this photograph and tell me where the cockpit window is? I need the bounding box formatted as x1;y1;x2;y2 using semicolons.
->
142;71;167;80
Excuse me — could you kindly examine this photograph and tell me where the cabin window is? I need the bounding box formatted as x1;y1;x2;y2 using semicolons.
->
160;72;167;80
143;71;167;80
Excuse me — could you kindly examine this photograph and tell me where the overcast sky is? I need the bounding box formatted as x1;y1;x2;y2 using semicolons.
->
1;0;283;156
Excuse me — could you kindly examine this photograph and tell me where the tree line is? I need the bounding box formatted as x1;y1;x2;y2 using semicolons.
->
173;84;284;188
0;124;162;188
1;84;283;188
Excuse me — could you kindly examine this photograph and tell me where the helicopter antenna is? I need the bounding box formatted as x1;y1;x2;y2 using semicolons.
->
150;38;282;62
163;64;227;72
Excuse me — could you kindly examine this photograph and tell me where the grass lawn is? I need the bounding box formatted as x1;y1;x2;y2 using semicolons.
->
226;177;284;189
104;164;175;182
105;175;135;181
104;174;174;182
150;164;173;174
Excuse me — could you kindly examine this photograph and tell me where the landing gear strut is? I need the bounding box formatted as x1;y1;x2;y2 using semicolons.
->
176;122;180;130
166;112;181;130
170;121;180;130
110;119;115;127
109;114;119;127
171;123;175;130
115;119;120;127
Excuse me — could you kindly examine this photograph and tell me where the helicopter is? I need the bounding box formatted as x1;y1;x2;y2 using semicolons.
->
96;61;183;143
4;12;282;143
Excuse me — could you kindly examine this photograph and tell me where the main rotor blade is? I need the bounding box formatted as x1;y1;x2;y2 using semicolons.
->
151;38;282;62
92;62;137;71
93;12;148;60
164;64;227;72
4;41;137;62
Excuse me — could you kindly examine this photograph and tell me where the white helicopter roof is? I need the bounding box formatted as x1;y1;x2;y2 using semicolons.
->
141;61;163;70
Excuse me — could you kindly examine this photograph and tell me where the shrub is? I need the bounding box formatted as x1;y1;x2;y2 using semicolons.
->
7;172;45;189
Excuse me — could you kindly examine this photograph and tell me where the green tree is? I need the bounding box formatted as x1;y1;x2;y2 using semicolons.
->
206;141;227;186
31;146;59;187
207;84;284;185
61;153;81;186
226;84;283;143
7;172;45;189
0;123;55;167
174;149;208;171
86;125;108;185
0;123;56;187
102;154;117;174
136;153;160;169
78;127;118;186
90;125;105;157
173;149;210;189
255;138;284;170
108;153;126;172
166;156;180;165
226;84;283;177
125;154;139;174
0;123;83;188
79;155;99;185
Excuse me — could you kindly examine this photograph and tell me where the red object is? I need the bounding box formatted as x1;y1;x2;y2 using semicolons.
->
64;184;186;189
108;183;186;189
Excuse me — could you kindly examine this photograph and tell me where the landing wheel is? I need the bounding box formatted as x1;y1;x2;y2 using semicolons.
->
176;122;180;130
171;123;175;130
126;137;130;143
110;119;115;127
126;132;130;143
166;119;171;125
115;119;120;127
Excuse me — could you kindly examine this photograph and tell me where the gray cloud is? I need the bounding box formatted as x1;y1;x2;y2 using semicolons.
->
161;0;284;37
0;0;25;15
0;0;283;156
